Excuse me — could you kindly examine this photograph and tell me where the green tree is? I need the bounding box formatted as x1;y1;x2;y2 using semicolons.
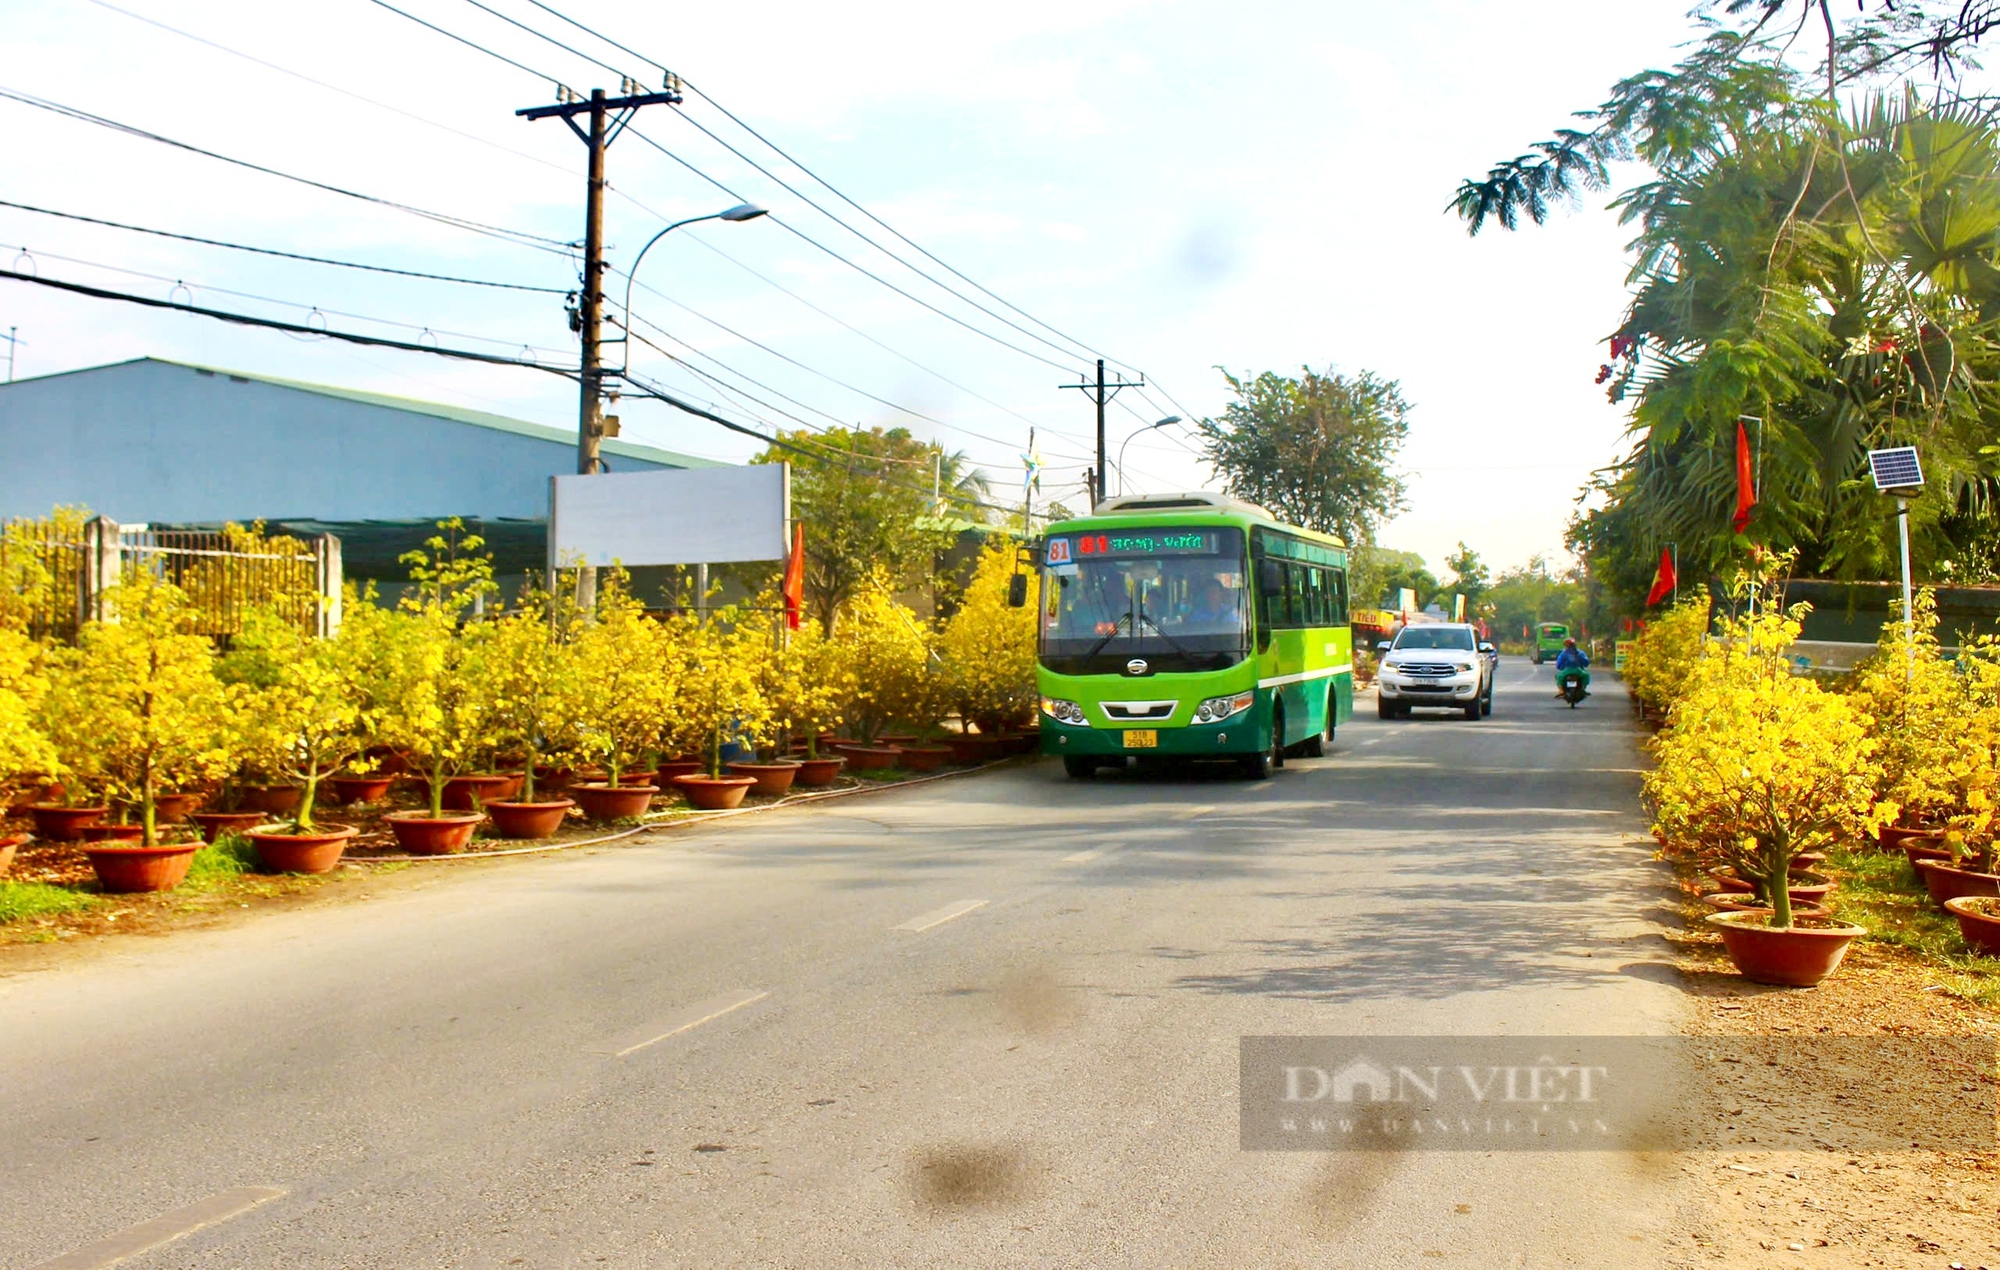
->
1444;542;1490;602
753;427;957;630
1350;546;1436;611
1196;367;1410;546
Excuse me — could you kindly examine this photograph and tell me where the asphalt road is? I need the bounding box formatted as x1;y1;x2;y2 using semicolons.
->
1;659;1693;1268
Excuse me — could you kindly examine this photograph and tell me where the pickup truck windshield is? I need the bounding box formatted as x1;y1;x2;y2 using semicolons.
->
1395;627;1476;651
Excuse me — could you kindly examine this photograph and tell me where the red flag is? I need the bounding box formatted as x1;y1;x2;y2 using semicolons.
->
781;522;805;630
1644;547;1676;607
1732;421;1756;533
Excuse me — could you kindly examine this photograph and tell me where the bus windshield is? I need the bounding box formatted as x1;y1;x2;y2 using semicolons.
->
1040;527;1248;673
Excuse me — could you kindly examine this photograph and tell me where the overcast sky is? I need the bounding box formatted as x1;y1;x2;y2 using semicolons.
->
3;0;1700;574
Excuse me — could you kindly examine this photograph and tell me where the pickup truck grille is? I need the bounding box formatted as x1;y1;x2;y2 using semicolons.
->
1395;661;1459;677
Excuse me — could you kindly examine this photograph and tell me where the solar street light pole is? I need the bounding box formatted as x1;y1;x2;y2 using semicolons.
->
1898;495;1914;684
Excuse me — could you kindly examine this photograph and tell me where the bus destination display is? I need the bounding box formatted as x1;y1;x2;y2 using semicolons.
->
1049;531;1219;562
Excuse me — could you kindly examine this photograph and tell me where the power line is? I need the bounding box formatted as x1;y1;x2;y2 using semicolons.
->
82;0;579;180
0;85;573;255
0;269;574;374
0;198;567;293
360;0;565;87
455;0;633;80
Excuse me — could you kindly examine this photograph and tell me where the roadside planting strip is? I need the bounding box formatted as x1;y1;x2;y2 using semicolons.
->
28;1187;284;1270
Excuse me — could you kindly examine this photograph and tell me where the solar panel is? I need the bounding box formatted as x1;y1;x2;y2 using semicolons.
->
1868;446;1924;492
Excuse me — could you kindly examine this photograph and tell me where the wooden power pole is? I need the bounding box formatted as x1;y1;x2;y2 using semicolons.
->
1061;358;1143;509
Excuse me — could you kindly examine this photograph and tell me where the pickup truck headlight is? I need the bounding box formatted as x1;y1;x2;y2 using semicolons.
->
1452;660;1474;672
1193;690;1256;724
1041;697;1087;725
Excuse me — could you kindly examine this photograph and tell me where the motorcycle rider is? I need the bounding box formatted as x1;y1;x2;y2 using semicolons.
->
1553;637;1589;698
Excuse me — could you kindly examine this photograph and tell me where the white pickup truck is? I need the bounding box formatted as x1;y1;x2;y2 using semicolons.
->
1374;623;1496;720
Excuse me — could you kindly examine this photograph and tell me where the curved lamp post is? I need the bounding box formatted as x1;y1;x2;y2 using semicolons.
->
616;202;766;370
1116;416;1182;495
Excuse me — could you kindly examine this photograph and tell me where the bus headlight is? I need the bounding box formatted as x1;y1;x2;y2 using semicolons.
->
1193;691;1255;724
1040;697;1087;725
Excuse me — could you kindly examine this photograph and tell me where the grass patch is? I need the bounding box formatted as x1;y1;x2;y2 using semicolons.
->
182;836;257;891
0;880;101;924
1828;843;2000;1006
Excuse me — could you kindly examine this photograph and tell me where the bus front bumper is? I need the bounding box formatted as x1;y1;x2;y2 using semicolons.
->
1037;720;1270;759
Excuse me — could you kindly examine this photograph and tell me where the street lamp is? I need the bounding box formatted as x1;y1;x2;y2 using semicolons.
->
616;203;766;368
1868;445;1925;684
1116;416;1182;495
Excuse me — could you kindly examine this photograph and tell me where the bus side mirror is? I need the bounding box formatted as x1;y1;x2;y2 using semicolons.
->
1007;574;1028;608
1256;558;1284;597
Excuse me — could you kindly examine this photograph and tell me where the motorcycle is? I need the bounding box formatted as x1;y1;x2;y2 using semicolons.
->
1556;666;1591;707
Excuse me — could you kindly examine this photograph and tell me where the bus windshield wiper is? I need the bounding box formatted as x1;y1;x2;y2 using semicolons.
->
1134;598;1198;660
1080;612;1132;662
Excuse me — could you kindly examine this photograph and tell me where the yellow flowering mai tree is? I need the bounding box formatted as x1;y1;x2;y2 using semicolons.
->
835;579;929;742
39;571;233;844
737;601;850;759
938;538;1038;732
570;573;677;783
1620;597;1709;715
468;586;585;803
678;612;773;777
0;626;57;804
378;522;500;817
1646;606;1883;928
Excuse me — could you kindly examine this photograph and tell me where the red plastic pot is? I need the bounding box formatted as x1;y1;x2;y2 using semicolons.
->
652;760;705;782
151;792;202;824
247;824;357;874
724;761;800;797
1943;896;2000;956
840;746;902;772
570;783;657;821
618;768;663;787
487;771;527;801
673;774;756;810
238;784;304;815
78;824;146;843
190;811;268;843
83;843;200;893
328;775;395;805
945;735;1004;764
875;733;920;748
1707;867;1835;903
1915;858;2000;908
897;746;952;773
1705;911;1865;987
0;833;24;877
793;756;845;787
1878;823;1942;853
383;812;483;855
1700;892;1832;920
532;765;574;794
441;774;511;812
486;799;575;840
1903;839;1955;874
28;803;107;840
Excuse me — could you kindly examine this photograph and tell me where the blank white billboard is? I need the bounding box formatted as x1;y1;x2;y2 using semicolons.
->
549;465;789;567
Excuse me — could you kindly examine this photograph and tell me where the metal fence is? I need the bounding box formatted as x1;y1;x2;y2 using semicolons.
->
0;516;342;643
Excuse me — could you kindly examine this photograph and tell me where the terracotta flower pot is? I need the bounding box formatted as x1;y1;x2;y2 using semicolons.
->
1707;866;1835;903
618;768;664;787
1915;858;2000;908
83;843;200;893
247;823;357;874
1943;896;2000;957
0;833;24;877
190;811;268;843
1903;839;1955;875
570;782;657;821
487;772;527;802
1706;911;1865;987
1701;892;1832;920
441;774;511;812
945;735;1004;764
383;811;483;855
29;803;107;840
724;761;800;797
651;760;704;782
897;746;953;773
151;792;202;824
532;765;574;794
1878;824;1942;853
672;775;756;810
794;756;845;787
78;824;146;843
238;784;304;815
840;746;902;772
486;799;575;840
328;775;395;805
876;733;920;748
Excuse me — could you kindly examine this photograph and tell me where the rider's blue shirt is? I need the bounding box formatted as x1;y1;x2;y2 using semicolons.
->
1555;647;1589;670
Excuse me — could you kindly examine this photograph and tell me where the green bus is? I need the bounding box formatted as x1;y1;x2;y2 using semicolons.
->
1034;493;1354;780
1533;622;1570;664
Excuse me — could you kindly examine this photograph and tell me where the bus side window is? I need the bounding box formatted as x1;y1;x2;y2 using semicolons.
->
1330;566;1348;624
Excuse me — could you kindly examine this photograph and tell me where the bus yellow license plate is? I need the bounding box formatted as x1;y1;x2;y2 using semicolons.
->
1123;729;1158;748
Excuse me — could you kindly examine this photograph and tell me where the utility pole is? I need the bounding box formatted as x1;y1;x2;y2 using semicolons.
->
519;77;683;479
4;326;20;382
1061;358;1142;509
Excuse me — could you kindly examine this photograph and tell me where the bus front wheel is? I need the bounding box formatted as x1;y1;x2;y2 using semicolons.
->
1063;756;1099;780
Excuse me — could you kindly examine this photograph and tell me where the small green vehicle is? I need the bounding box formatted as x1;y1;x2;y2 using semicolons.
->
1532;622;1570;665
